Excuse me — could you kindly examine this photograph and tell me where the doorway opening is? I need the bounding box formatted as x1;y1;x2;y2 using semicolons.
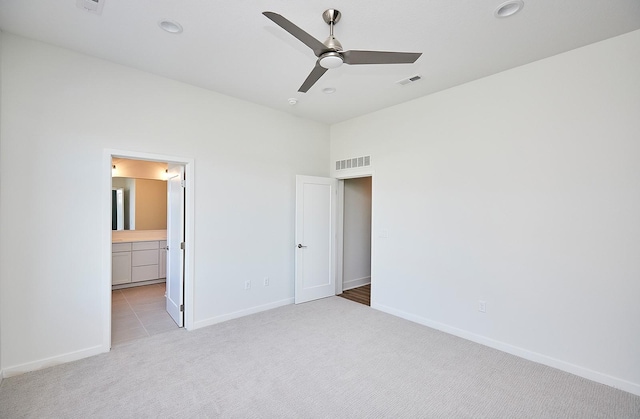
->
338;176;372;306
103;149;194;351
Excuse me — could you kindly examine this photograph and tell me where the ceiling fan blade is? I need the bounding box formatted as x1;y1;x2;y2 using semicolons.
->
298;63;328;93
342;50;422;65
263;12;327;57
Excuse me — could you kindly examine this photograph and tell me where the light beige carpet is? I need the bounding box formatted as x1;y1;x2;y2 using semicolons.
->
1;297;638;418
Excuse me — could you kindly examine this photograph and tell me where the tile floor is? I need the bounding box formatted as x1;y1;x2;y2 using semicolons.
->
112;283;178;346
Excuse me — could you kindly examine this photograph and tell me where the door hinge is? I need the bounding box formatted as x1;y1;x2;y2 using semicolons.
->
180;242;185;250
179;304;184;312
180;179;186;188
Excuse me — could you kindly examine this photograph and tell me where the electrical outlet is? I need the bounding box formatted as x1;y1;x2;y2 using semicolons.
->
263;277;269;286
478;300;486;313
244;280;251;290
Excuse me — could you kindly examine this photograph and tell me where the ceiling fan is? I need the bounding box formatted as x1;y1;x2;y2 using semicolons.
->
263;9;422;93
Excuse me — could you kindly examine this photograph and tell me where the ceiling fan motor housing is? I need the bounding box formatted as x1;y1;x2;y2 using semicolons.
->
324;35;343;51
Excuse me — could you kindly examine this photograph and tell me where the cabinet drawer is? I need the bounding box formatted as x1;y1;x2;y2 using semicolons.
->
132;265;159;282
112;242;132;252
132;241;159;251
132;249;159;266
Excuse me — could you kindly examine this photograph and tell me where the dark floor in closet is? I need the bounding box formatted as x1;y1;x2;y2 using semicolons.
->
339;284;371;306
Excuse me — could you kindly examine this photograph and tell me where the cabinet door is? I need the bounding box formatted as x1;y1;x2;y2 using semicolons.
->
158;243;167;279
112;252;132;285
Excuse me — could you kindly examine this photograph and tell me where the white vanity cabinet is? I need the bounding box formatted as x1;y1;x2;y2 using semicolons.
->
112;240;167;286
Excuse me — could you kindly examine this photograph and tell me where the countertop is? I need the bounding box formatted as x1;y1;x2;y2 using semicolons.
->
112;229;167;243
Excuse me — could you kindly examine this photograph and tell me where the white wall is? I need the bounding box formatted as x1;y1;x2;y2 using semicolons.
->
0;34;329;373
342;177;372;289
330;30;640;395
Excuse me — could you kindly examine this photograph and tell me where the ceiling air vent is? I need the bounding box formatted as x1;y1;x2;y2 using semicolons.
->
76;0;105;15
396;75;422;86
335;155;371;171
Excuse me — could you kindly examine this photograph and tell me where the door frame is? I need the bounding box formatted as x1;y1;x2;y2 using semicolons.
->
334;172;374;298
102;149;195;350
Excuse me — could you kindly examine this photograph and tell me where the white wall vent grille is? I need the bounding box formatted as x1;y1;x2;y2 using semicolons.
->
335;155;371;171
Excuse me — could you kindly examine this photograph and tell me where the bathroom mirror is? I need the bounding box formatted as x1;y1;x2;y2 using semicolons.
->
111;177;167;230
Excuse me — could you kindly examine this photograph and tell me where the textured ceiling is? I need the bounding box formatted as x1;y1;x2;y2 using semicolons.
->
1;0;639;124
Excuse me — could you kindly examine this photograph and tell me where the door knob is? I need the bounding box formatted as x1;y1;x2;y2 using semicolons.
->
297;244;307;248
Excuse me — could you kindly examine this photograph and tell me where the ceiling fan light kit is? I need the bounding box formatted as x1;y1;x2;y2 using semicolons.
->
319;52;343;69
263;9;422;93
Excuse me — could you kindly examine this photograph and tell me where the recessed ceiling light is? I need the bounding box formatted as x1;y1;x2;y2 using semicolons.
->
494;0;524;18
322;87;336;94
288;98;298;105
158;19;183;34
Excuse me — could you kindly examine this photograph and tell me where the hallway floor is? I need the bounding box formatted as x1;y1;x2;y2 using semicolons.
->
339;284;371;306
112;283;178;346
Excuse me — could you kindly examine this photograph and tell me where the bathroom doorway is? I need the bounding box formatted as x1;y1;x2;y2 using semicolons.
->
103;149;194;350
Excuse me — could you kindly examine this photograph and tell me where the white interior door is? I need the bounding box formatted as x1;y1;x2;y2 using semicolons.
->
166;164;185;326
295;175;338;304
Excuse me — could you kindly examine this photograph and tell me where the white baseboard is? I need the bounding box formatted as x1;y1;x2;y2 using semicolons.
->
112;278;165;290
342;276;371;291
372;302;640;397
193;298;294;330
2;344;108;379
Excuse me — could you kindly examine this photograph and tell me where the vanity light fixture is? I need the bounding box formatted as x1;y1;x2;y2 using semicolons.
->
494;0;524;18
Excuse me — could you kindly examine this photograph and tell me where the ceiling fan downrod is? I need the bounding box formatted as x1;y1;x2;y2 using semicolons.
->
322;9;342;51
